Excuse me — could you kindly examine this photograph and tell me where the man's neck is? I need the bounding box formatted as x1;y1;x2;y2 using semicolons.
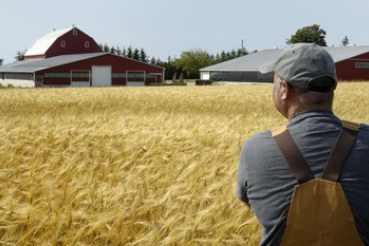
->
287;106;333;120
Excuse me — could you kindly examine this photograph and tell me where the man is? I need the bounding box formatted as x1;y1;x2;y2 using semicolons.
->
236;43;369;245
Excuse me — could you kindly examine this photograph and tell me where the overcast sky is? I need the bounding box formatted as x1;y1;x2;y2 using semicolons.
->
1;0;369;64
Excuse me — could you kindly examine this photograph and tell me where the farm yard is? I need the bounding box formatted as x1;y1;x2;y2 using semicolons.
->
0;83;368;245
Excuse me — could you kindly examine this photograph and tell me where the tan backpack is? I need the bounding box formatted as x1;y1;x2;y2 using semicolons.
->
272;121;364;246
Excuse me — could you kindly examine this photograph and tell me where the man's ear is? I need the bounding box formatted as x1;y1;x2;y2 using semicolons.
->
280;80;290;100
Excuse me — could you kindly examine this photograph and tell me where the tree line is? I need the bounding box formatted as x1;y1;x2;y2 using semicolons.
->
99;44;150;63
102;44;249;80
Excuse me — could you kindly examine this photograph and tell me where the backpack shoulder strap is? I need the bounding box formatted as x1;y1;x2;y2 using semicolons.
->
272;126;314;184
321;120;359;182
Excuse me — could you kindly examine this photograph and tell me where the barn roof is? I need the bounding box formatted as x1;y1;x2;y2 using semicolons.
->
24;26;74;57
200;45;369;72
325;45;369;62
201;49;281;72
0;52;165;74
0;53;105;73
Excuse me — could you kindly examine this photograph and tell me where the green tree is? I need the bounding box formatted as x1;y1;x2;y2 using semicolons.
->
341;36;349;46
287;24;327;46
174;49;214;78
121;46;127;57
103;43;110;52
220;51;227;61
115;46;122;56
132;48;140;60
110;46;117;55
230;49;237;58
15;50;26;61
126;46;133;59
0;58;3;66
140;48;148;62
150;57;157;64
156;56;177;80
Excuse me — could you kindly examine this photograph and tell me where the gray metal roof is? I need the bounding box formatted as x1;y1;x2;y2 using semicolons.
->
0;53;105;73
325;45;369;62
200;49;281;72
200;45;369;72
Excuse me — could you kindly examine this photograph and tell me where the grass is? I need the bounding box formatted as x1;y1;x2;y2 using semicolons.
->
0;82;368;245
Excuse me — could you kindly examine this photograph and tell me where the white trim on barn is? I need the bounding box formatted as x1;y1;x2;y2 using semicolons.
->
127;82;145;86
71;81;91;87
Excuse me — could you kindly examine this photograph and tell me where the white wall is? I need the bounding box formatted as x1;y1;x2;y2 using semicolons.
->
0;79;35;87
200;72;210;80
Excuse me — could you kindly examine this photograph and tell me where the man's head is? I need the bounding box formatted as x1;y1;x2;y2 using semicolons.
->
260;43;337;119
260;43;337;91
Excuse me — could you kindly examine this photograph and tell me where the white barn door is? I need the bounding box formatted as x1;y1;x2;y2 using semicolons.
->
92;66;111;86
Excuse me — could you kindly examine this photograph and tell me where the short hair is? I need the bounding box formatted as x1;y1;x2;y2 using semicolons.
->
288;77;334;106
308;77;336;92
289;76;336;94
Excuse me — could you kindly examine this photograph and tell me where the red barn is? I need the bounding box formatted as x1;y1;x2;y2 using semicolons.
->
0;26;164;87
334;49;369;81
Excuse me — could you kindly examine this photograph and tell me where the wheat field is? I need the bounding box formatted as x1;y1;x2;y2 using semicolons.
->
0;82;368;246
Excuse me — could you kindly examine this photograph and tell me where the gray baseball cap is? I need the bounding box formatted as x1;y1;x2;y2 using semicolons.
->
260;43;337;91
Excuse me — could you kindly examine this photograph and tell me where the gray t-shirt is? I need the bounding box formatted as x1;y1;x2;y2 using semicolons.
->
236;110;369;246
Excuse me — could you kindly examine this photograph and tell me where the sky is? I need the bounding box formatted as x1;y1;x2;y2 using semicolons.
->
1;0;369;64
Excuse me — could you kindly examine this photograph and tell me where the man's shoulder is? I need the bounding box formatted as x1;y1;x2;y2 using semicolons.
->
359;123;369;139
247;129;272;143
245;124;291;145
242;129;276;153
359;123;369;131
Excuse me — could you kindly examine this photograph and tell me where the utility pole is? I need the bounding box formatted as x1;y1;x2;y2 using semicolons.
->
241;39;246;55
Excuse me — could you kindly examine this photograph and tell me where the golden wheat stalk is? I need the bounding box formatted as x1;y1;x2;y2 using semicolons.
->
0;82;368;245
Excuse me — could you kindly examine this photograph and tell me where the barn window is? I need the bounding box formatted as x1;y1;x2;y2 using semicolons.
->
73;28;78;35
61;41;66;48
85;41;90;48
356;62;369;68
